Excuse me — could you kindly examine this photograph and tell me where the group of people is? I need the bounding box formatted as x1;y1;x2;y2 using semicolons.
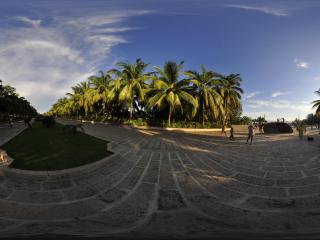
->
226;122;265;144
8;116;32;129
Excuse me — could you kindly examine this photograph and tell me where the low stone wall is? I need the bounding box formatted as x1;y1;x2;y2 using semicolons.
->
125;125;231;132
61;118;230;133
231;125;248;133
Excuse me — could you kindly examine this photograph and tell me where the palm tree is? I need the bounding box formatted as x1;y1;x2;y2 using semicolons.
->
88;71;112;115
109;58;151;120
67;81;91;116
146;61;198;126
312;89;320;114
184;65;224;127
218;73;243;127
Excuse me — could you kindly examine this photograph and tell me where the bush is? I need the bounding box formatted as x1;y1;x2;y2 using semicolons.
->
34;115;44;122
42;116;56;128
62;124;84;134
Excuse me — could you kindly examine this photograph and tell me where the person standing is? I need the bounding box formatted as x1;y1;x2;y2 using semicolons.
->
246;124;254;144
9;116;13;128
229;126;235;141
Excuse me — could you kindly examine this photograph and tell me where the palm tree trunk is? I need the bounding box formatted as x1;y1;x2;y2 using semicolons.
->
202;99;204;128
129;101;133;120
168;107;172;127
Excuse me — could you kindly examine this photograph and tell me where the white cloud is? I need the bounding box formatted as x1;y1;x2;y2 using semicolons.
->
243;91;261;100
271;91;291;98
294;58;309;69
244;99;312;121
222;4;288;16
0;10;151;113
15;16;42;28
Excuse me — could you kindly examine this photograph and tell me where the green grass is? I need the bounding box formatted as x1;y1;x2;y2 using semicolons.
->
1;122;112;171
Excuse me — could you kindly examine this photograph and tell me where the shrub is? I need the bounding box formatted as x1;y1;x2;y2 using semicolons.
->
34;115;44;122
42;116;56;128
62;124;85;134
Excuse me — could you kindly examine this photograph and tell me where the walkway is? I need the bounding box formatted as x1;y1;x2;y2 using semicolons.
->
0;119;320;239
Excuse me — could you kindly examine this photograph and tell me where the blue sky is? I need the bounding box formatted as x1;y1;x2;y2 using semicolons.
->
1;0;320;120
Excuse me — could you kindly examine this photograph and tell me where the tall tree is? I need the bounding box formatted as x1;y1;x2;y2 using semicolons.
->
110;58;151;120
218;73;243;126
312;89;320;115
184;65;224;127
146;61;198;126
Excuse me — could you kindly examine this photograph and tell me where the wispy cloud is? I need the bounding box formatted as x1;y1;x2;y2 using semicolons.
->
271;91;291;98
243;91;261;100
15;16;42;28
222;4;288;16
294;58;310;69
0;10;151;112
247;99;307;110
245;99;312;121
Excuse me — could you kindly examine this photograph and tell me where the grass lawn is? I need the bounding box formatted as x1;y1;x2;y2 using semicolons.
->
1;122;112;171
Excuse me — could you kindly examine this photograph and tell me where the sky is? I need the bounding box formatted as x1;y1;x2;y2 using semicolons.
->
1;0;320;121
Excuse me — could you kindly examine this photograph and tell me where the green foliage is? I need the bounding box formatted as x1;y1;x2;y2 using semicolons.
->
230;115;252;125
48;58;244;128
293;118;306;132
62;124;85;134
42;115;56;128
0;79;37;116
253;116;267;124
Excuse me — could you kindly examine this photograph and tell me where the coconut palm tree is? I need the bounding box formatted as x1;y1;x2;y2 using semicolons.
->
88;71;112;115
146;61;198;126
218;73;243;127
109;58;151;120
184;65;224;127
312;89;320;114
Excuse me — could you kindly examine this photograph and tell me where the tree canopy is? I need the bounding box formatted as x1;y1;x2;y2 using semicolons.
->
0;80;37;117
49;59;244;127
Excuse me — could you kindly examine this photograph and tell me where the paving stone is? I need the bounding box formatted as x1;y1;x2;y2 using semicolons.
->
3;120;320;237
151;152;161;161
158;190;186;210
304;167;320;176
171;159;185;172
118;167;145;190
0;186;14;199
142;160;160;183
276;176;320;187
87;182;156;227
159;165;176;190
288;184;320;196
265;171;304;179
161;152;170;165
169;152;178;160
178;152;193;165
232;166;265;178
176;171;203;195
62;185;98;201
0;198;106;220
98;188;127;204
42;179;73;190
91;172;124;191
136;152;151;168
233;173;274;186
3;179;41;191
9;190;64;204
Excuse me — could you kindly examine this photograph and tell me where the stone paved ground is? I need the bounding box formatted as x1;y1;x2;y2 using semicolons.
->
1;119;320;239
